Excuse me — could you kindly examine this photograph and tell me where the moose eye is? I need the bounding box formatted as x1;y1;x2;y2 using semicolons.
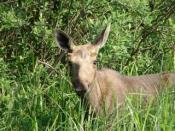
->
93;60;97;65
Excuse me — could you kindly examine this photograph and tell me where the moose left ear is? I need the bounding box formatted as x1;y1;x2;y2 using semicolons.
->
93;24;111;49
55;30;74;52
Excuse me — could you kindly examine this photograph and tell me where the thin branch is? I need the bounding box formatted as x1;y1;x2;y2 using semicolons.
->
0;0;17;4
38;60;58;74
124;1;175;67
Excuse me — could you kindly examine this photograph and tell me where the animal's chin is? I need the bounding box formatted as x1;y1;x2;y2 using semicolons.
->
75;85;83;92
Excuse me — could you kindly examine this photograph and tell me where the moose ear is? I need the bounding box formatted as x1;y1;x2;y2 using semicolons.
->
93;24;111;49
55;30;73;52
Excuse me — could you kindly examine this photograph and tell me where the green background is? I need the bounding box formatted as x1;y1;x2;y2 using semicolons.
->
0;0;175;130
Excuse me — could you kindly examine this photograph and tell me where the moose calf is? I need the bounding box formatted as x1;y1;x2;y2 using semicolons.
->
55;24;175;114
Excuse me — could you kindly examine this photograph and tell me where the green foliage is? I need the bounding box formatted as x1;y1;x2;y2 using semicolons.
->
0;0;175;130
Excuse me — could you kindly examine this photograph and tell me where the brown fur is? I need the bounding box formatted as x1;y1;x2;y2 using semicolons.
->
55;25;175;115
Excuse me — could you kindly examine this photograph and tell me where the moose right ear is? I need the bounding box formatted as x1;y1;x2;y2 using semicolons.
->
55;30;73;52
93;24;111;49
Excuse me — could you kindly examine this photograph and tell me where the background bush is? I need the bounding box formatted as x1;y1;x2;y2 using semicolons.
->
0;0;175;130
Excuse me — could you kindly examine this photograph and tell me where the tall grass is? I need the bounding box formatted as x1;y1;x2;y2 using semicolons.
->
0;0;175;130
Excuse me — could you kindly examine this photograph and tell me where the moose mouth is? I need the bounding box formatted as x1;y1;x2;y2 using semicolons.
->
74;80;86;97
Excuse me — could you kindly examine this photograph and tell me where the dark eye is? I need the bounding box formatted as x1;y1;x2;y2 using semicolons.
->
93;60;97;65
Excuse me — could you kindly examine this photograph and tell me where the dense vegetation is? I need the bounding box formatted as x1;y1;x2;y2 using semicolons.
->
0;0;175;130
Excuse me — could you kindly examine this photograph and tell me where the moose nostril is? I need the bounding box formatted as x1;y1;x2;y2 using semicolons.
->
93;60;97;65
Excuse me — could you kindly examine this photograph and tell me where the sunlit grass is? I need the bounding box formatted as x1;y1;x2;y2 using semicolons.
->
0;59;175;130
